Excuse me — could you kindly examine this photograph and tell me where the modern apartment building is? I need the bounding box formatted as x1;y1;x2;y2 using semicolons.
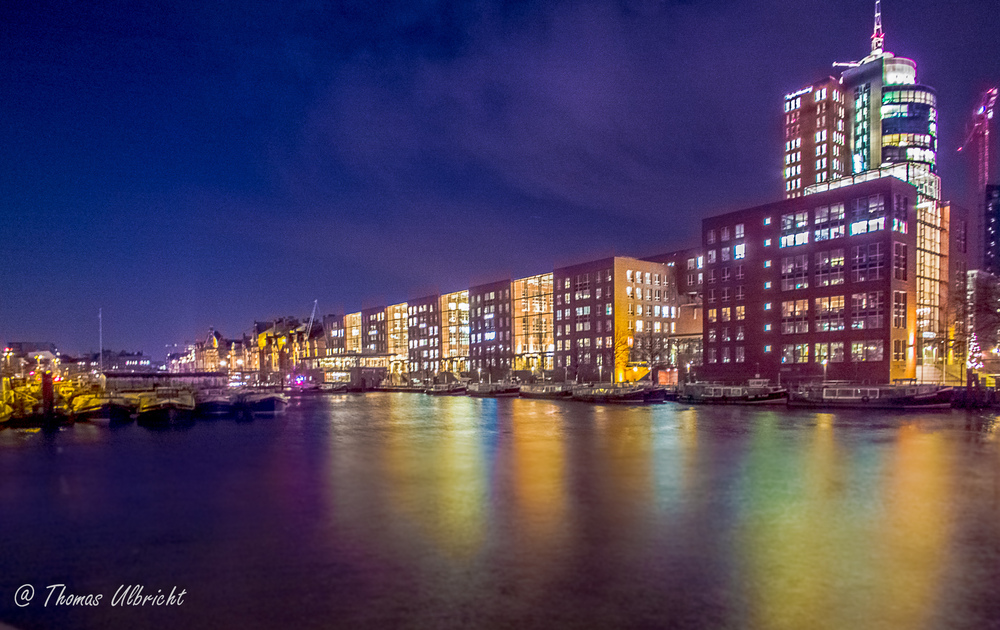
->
407;295;440;376
439;290;470;375
362;306;387;355
699;177;919;384
553;256;679;383
469;279;513;381
386;302;408;373
512;272;554;375
344;312;362;355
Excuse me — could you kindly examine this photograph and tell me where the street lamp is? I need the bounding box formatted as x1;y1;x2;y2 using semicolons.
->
822;359;828;382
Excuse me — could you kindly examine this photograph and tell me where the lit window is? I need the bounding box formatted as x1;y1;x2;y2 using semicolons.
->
764;260;772;268
734;243;746;259
764;303;772;311
764;281;772;289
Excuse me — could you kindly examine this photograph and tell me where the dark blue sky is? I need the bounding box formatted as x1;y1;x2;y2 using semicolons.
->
2;0;998;357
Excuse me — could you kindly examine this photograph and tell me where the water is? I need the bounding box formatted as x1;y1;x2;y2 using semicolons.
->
1;394;999;629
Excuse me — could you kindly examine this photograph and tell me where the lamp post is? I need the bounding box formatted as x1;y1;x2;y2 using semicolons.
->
822;359;828;382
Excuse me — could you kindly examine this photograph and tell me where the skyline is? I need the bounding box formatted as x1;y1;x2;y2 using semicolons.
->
3;0;999;358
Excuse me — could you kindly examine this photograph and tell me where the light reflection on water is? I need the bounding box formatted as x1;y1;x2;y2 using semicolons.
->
1;395;999;629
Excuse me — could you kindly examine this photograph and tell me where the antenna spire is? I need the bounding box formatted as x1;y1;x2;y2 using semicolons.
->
871;0;885;54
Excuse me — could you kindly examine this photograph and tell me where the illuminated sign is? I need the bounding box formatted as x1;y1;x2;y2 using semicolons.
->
784;86;814;100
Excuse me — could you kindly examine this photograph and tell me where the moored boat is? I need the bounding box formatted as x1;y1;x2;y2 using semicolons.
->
788;383;954;409
571;383;648;404
194;389;236;417
467;382;520;397
70;391;133;423
677;379;788;405
425;382;467;396
136;388;196;424
518;383;573;399
235;390;289;415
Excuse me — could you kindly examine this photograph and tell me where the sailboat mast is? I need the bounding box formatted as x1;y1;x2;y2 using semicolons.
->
99;308;103;372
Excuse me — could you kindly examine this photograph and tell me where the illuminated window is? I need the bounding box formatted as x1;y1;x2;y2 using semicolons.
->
815;295;845;332
851;340;884;362
734;243;746;259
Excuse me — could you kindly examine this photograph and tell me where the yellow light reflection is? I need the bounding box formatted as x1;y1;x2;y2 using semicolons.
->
740;416;955;630
509;399;566;554
379;396;487;561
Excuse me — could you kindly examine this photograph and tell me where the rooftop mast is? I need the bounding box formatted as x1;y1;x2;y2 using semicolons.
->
871;0;885;54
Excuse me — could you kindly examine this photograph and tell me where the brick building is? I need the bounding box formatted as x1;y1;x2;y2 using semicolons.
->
362;306;387;355
553;256;679;383
469;279;513;381
699;177;919;384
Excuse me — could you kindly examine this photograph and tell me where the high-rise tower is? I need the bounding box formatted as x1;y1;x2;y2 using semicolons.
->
782;1;961;380
783;1;939;198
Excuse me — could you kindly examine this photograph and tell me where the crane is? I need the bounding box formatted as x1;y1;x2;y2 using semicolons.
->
958;87;998;194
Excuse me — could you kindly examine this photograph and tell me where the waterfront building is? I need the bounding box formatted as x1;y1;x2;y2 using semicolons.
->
407;294;441;378
642;247;706;381
439;290;470;375
406;291;470;379
362;306;387;355
469;279;513;381
255;318;301;384
553;256;678;383
784;3;963;379
699;177;918;384
512;272;554;376
385;302;408;375
344;312;362;355
322;314;345;356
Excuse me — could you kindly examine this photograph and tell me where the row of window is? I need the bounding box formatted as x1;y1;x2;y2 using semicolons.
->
471;331;510;344
705;244;747;264
472;290;509;303
705;340;901;365
706;224;745;244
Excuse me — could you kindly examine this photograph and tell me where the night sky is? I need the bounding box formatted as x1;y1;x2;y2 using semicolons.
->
3;0;998;358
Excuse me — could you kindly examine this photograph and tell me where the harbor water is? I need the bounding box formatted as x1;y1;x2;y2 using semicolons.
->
1;394;999;629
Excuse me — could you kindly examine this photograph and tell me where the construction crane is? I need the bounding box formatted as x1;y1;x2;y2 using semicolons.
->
958;87;998;194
